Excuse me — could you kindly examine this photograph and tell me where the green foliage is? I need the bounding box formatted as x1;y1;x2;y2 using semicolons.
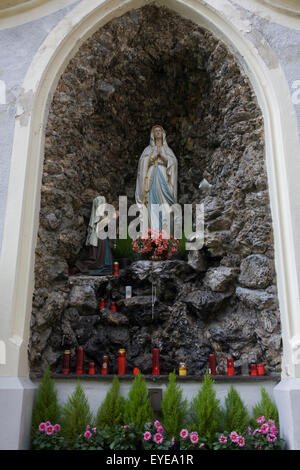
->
109;423;143;450
189;370;221;447
112;226;134;259
161;372;188;439
221;385;249;434
62;381;93;449
251;387;279;428
31;366;61;438
96;376;125;429
123;372;154;431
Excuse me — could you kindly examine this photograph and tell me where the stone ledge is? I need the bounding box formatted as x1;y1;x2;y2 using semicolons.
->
30;372;281;382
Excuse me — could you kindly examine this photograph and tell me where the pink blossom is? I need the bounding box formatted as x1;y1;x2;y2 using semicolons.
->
199;443;205;448
171;437;175;445
144;431;151;441
219;434;227;444
38;422;46;432
237;436;245;447
260;423;269;434
153;433;163;444
257;416;265;424
54;424;61;433
248;426;252;436
92;427;96;433
46;425;54;435
84;430;92;439
270;425;278;435
230;431;239;442
45;421;51;426
267;433;277;443
190;432;199;444
154;420;161;429
267;419;275;427
156;425;164;434
123;425;130;429
180;429;189;439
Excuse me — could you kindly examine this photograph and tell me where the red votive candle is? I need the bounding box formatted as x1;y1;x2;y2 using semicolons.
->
110;301;117;312
113;262;119;275
257;364;265;376
99;298;105;310
227;358;234;376
250;364;258;376
101;356;109;375
88;362;96;375
75;347;84;375
152;348;160;375
118;349;126;375
209;354;216;376
62;350;71;375
133;367;140;375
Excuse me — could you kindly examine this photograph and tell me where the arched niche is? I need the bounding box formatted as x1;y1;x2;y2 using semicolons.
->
1;0;299;378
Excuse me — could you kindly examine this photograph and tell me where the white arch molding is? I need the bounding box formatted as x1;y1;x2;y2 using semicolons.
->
0;0;300;379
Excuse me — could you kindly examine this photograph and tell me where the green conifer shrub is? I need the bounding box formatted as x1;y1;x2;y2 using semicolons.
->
161;371;188;439
62;381;93;448
96;376;125;429
221;385;249;434
189;370;221;447
123;372;154;431
251;387;279;428
31;366;61;437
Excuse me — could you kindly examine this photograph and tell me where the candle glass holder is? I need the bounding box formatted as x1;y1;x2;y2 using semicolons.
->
152;349;160;375
118;349;126;375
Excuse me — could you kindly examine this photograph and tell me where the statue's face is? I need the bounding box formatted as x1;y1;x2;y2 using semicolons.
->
153;126;163;141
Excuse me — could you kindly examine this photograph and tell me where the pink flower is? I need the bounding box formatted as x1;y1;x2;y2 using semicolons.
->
190;432;199;444
267;419;275;426
123;425;130;429
45;421;51;426
260;423;269;434
248;426;252;436
230;431;239;442
257;416;265;424
237;436;245;447
219;434;227;444
171;437;175;445
199;443;205;448
180;429;189;439
156;425;164;434
54;424;61;433
270;425;278;435
153;433;163;444
84;430;92;439
267;433;277;443
154;420;161;429
92;427;96;433
144;431;152;441
38;422;46;432
46;425;54;435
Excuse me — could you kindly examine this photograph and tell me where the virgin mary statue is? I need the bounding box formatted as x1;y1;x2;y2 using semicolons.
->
135;125;178;235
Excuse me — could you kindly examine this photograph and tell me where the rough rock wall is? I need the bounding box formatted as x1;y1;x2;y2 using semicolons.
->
29;4;281;375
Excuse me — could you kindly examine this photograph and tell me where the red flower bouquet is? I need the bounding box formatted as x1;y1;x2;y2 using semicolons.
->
132;229;179;260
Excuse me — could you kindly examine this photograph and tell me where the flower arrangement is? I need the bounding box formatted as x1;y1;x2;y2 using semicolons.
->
247;416;284;450
143;421;171;450
179;428;207;450
32;422;66;450
132;229;179;260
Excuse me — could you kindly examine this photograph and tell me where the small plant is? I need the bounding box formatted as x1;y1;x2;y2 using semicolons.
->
143;421;172;450
248;416;284;450
161;371;188;439
62;381;93;449
178;429;207;450
221;385;249;434
213;431;248;450
74;425;106;450
31;422;66;450
132;229;178;259
251;387;279;428
31;366;61;440
123;372;154;431
112;225;134;260
96;376;125;429
189;370;221;448
109;423;143;450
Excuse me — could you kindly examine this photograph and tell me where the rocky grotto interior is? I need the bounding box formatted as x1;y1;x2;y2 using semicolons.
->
29;4;281;377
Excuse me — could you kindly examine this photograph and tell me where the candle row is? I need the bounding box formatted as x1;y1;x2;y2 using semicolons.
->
62;349;265;376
